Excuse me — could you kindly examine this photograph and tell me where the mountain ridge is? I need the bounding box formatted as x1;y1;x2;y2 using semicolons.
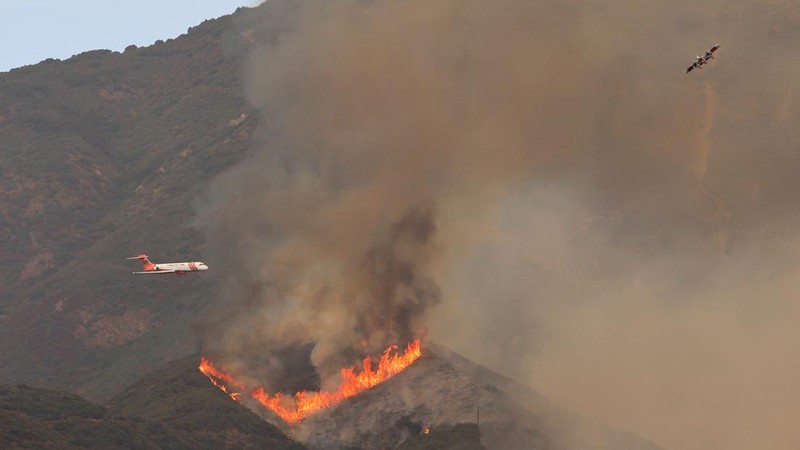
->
0;2;286;400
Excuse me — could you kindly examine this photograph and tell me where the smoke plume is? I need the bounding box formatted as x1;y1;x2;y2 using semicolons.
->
198;0;800;447
197;0;607;386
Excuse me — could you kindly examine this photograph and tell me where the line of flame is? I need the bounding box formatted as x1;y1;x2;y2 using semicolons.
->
199;358;243;401
199;340;422;423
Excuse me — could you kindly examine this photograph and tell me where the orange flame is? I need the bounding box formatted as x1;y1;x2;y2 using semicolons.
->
199;340;422;423
199;357;243;401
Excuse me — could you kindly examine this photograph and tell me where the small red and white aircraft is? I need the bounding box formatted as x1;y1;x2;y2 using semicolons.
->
127;254;209;274
685;44;720;73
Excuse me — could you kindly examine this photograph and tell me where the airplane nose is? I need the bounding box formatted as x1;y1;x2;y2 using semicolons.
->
200;263;209;271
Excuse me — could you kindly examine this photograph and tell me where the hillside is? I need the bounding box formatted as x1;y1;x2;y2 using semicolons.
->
0;353;491;450
107;355;305;449
0;377;304;450
0;1;301;400
109;353;486;450
2;346;649;450
3;0;800;449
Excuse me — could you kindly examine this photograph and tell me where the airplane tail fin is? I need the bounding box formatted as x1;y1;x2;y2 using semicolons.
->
127;254;156;271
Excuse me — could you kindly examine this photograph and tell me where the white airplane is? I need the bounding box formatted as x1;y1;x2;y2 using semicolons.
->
127;254;209;274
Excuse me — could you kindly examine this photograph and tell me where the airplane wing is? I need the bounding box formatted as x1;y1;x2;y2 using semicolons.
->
133;269;177;274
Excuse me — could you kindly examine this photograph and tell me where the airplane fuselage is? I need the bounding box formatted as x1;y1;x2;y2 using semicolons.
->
128;254;209;274
149;261;208;274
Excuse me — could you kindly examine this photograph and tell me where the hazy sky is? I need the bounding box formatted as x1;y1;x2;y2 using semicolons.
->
0;1;260;72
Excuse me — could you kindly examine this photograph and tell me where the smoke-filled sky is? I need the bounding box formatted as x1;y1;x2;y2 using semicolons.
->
198;0;800;448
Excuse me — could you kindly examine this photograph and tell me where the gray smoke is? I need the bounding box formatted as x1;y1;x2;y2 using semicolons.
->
196;0;800;447
428;2;800;449
196;0;606;387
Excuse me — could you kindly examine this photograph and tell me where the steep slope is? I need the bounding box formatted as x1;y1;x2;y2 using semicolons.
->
0;1;301;400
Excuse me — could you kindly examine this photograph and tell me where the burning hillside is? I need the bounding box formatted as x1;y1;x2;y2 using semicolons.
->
194;0;800;448
200;340;422;424
196;343;659;450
